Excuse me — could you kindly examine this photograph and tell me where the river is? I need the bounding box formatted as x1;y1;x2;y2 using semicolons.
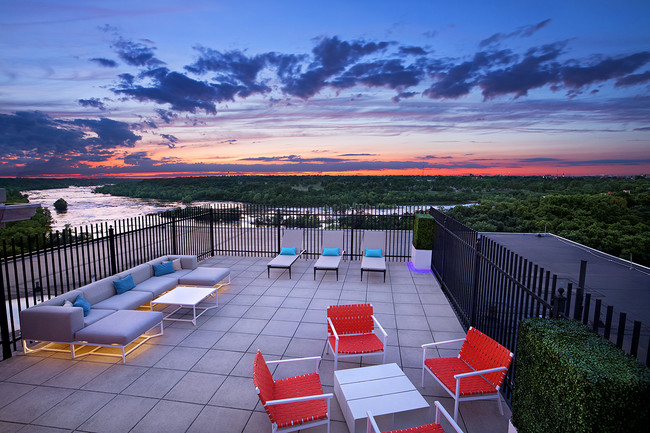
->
22;186;184;232
22;185;465;232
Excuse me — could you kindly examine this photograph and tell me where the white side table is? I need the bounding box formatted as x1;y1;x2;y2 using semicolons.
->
334;363;429;433
152;286;218;325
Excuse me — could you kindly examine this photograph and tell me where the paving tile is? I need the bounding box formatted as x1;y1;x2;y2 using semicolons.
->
0;387;73;423
198;315;238;331
17;425;70;432
122;367;185;398
0;382;34;410
0;356;43;382
152;346;207;370
254;295;285;307
130;399;202;433
229;351;257;377
272;307;305;322
248;335;292;356
218;304;251;318
123;343;174;367
260;320;299;337
187;405;251;433
148;327;193;346
79;395;157;433
0;422;23;432
293;322;325;339
32;390;114;430
212;332;257;352
284;337;326;358
191;349;243;375
81;364;148;393
178;329;225;348
230;318;269;334
163;371;226;404
396;315;432;331
208;376;259;409
42;361;110;389
242;305;278;319
397;329;434;348
7;359;76;386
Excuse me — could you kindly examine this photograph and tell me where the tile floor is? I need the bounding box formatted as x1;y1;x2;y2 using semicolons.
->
0;255;511;433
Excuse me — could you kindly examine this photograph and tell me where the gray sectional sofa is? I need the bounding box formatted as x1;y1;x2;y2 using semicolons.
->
19;254;230;363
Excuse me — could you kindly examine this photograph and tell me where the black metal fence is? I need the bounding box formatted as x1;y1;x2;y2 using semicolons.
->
429;207;650;406
1;204;418;359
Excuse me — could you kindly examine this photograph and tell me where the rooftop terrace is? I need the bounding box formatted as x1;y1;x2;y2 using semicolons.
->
0;255;509;433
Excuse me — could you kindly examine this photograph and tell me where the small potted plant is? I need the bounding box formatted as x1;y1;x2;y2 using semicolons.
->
411;213;435;270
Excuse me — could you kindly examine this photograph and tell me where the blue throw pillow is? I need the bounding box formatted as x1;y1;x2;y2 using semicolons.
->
73;295;91;317
323;247;339;256
365;248;383;258
153;261;175;276
280;247;297;255
113;274;135;294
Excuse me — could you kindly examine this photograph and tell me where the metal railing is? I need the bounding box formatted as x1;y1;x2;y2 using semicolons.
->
429;207;650;406
1;204;418;359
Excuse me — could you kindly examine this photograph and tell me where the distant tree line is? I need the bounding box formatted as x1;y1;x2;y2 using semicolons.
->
93;175;650;207
445;192;650;266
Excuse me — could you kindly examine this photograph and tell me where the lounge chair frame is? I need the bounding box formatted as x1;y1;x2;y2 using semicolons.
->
314;230;345;280
267;229;305;279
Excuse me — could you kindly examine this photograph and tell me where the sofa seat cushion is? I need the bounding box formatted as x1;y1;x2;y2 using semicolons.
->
84;309;116;327
178;267;230;287
75;310;163;346
159;268;192;280
92;290;152;311
132;277;177;297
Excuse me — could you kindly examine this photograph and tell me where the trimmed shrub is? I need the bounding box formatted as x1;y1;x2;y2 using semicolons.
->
413;213;435;250
512;317;650;433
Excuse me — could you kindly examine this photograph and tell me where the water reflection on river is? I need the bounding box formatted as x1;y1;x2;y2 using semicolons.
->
23;186;183;232
23;185;458;232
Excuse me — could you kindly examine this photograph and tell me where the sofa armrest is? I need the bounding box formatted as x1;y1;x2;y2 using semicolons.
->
19;305;85;343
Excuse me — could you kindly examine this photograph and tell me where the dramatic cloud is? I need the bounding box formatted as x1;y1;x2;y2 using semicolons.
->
78;98;106;110
0;111;140;158
480;19;552;47
89;57;118;68
112;37;165;68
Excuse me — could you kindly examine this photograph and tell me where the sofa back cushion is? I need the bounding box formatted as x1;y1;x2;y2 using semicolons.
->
120;264;152;285
37;289;85;307
167;255;198;270
79;275;120;305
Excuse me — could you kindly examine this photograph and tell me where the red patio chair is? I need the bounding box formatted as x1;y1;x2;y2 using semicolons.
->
421;327;513;422
326;303;388;370
366;401;465;433
253;350;333;433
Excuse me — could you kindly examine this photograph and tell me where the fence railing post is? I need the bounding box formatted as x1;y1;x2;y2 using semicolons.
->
470;237;481;327
552;288;567;318
276;209;281;254
209;207;215;257
0;262;12;360
171;215;177;255
108;226;117;275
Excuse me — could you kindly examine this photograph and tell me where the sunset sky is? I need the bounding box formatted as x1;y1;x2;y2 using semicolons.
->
1;0;649;178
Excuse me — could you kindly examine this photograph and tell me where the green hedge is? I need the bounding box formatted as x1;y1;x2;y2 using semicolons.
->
413;213;435;249
512;318;650;433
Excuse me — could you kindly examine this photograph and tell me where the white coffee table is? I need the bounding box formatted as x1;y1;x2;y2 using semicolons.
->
334;363;429;433
152;286;218;325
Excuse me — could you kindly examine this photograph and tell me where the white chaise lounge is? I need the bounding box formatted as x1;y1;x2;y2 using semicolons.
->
267;229;305;279
314;230;345;280
360;231;387;282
